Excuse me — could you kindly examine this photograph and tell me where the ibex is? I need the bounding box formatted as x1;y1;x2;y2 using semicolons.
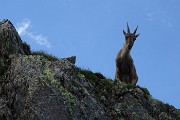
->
115;23;139;85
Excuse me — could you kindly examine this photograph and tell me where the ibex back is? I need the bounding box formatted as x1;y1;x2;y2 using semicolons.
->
115;23;139;85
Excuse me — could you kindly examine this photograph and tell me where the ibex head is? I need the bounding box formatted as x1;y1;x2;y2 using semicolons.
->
123;23;139;49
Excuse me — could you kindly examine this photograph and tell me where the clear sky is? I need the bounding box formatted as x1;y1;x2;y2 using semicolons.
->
1;0;180;108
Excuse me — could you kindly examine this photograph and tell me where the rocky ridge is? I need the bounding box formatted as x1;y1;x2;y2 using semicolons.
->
0;19;180;120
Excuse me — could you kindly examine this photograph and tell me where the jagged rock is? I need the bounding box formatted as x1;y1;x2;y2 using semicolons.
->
3;54;105;120
0;19;180;120
0;19;30;57
62;56;76;64
0;19;30;75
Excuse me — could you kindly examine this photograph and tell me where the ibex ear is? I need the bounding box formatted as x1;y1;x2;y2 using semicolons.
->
123;30;126;36
135;34;140;38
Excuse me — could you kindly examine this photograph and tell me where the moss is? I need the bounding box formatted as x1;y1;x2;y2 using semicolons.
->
31;50;58;61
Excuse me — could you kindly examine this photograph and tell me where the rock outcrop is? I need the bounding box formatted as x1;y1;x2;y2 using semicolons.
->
0;19;30;56
0;19;180;120
0;19;30;76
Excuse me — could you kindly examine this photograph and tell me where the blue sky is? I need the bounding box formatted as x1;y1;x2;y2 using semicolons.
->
1;0;180;108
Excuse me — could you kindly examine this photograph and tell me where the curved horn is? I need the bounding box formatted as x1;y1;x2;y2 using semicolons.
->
127;23;130;33
133;25;138;34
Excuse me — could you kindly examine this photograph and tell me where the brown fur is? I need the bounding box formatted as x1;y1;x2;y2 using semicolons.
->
115;24;139;85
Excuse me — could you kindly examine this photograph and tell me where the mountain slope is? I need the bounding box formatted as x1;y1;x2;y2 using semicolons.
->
0;19;180;120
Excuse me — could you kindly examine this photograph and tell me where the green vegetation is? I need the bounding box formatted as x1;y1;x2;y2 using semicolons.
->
126;83;136;89
78;67;155;104
31;50;59;61
94;72;105;79
139;86;151;96
79;68;114;97
102;78;113;90
79;68;107;84
79;69;100;85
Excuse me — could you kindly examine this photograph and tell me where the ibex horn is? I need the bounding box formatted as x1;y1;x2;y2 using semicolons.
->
127;23;130;33
133;25;138;34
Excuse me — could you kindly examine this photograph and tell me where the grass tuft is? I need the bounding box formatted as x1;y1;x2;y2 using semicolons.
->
31;50;58;61
79;68;99;85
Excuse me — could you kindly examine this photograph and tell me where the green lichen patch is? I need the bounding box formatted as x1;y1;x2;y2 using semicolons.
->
42;68;75;114
43;69;57;85
62;91;76;114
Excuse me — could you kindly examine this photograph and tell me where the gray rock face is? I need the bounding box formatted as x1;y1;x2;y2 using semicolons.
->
0;19;30;75
0;19;180;120
0;19;30;57
2;54;106;120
